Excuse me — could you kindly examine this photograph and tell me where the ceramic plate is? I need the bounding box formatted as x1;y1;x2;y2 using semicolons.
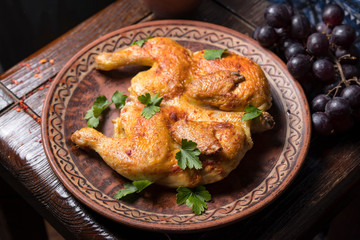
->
41;20;311;232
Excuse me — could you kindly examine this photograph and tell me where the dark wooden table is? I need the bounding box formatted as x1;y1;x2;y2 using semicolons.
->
1;0;360;239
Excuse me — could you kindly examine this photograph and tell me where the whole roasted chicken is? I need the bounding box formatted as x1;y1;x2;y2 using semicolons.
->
71;37;274;188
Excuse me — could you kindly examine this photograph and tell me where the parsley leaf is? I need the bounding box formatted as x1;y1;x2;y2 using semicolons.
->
84;91;128;128
176;186;211;215
112;91;127;109
92;95;111;117
84;95;110;128
175;139;202;170
84;108;100;128
113;180;153;200
203;49;227;60
138;93;163;119
131;36;153;47
113;183;137;199
137;92;152;105
241;104;262;121
133;180;153;192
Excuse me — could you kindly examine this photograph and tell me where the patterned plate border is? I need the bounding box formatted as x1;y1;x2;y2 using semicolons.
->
42;20;311;232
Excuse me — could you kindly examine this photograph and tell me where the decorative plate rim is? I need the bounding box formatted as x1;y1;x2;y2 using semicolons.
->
41;20;311;232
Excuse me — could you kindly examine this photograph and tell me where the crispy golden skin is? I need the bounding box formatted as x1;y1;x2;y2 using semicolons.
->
187;50;271;111
71;37;274;188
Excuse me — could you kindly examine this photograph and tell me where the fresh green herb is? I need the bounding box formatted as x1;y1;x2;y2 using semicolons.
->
203;49;227;60
176;186;211;215
112;90;127;109
131;36;153;47
85;91;127;128
175;139;202;170
91;95;111;118
138;93;163;119
84;111;100;128
113;180;153;200
241;104;262;121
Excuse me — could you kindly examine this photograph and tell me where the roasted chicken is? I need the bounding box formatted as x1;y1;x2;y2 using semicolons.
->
71;37;274;188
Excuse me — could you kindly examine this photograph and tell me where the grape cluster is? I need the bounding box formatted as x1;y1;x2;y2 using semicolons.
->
253;3;360;136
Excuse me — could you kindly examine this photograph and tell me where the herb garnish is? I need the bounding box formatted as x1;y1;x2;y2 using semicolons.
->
176;186;211;215
113;180;153;200
131;36;153;47
85;91;127;128
203;49;227;60
138;93;163;119
241;104;262;121
175;139;202;170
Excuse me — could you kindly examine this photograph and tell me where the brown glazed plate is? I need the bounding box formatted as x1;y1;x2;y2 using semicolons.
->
41;20;311;232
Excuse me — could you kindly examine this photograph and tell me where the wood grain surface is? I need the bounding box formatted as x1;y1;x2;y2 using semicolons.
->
1;0;360;239
0;87;14;112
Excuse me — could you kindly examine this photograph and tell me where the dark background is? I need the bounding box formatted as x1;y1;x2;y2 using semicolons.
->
0;0;115;73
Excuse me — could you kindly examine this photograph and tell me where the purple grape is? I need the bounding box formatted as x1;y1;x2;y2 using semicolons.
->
325;96;351;119
330;24;356;47
264;4;291;28
312;112;334;136
340;85;360;108
252;26;260;40
312;58;335;82
285;42;306;60
311;94;331;112
291;14;311;39
307;33;329;56
256;25;278;47
287;54;312;79
335;46;359;64
323;80;340;94
280;38;300;50
316;22;332;35
322;4;344;27
349;45;360;62
329;44;337;55
341;64;359;79
275;27;290;39
335;46;350;58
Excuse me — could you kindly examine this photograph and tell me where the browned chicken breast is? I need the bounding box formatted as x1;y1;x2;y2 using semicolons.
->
71;37;274;188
